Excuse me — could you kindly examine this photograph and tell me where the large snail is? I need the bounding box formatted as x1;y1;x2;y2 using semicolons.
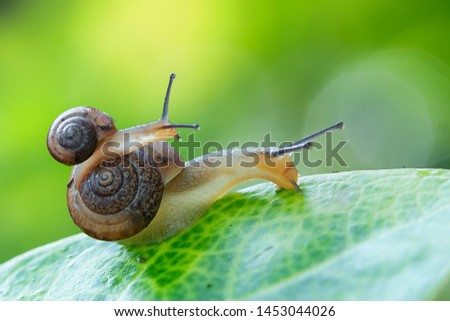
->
47;74;344;243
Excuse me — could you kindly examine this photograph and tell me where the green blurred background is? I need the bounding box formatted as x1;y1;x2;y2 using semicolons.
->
0;0;448;263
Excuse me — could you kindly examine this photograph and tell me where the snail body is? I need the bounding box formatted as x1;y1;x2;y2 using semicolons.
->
47;74;344;243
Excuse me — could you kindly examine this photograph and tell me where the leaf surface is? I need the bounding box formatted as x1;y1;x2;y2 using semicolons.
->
1;169;450;300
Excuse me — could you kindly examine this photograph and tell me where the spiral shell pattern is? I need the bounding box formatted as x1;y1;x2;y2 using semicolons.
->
68;148;164;241
47;107;116;165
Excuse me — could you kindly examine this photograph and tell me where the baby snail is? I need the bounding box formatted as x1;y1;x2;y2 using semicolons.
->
47;74;344;244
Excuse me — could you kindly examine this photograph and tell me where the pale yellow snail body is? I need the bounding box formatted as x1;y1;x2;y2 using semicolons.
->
47;74;344;243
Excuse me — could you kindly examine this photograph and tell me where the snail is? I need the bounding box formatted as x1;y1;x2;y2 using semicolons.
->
47;74;344;243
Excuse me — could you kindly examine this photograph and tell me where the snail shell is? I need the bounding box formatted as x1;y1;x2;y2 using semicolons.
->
47;107;116;165
67;147;164;241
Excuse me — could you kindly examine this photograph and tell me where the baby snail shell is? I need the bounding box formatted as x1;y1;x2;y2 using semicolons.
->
47;107;116;165
47;74;344;243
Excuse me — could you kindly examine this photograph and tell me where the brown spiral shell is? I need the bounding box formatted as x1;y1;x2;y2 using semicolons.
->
67;147;164;241
47;107;116;165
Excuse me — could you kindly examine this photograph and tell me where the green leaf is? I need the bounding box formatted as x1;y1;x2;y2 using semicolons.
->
1;169;450;300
